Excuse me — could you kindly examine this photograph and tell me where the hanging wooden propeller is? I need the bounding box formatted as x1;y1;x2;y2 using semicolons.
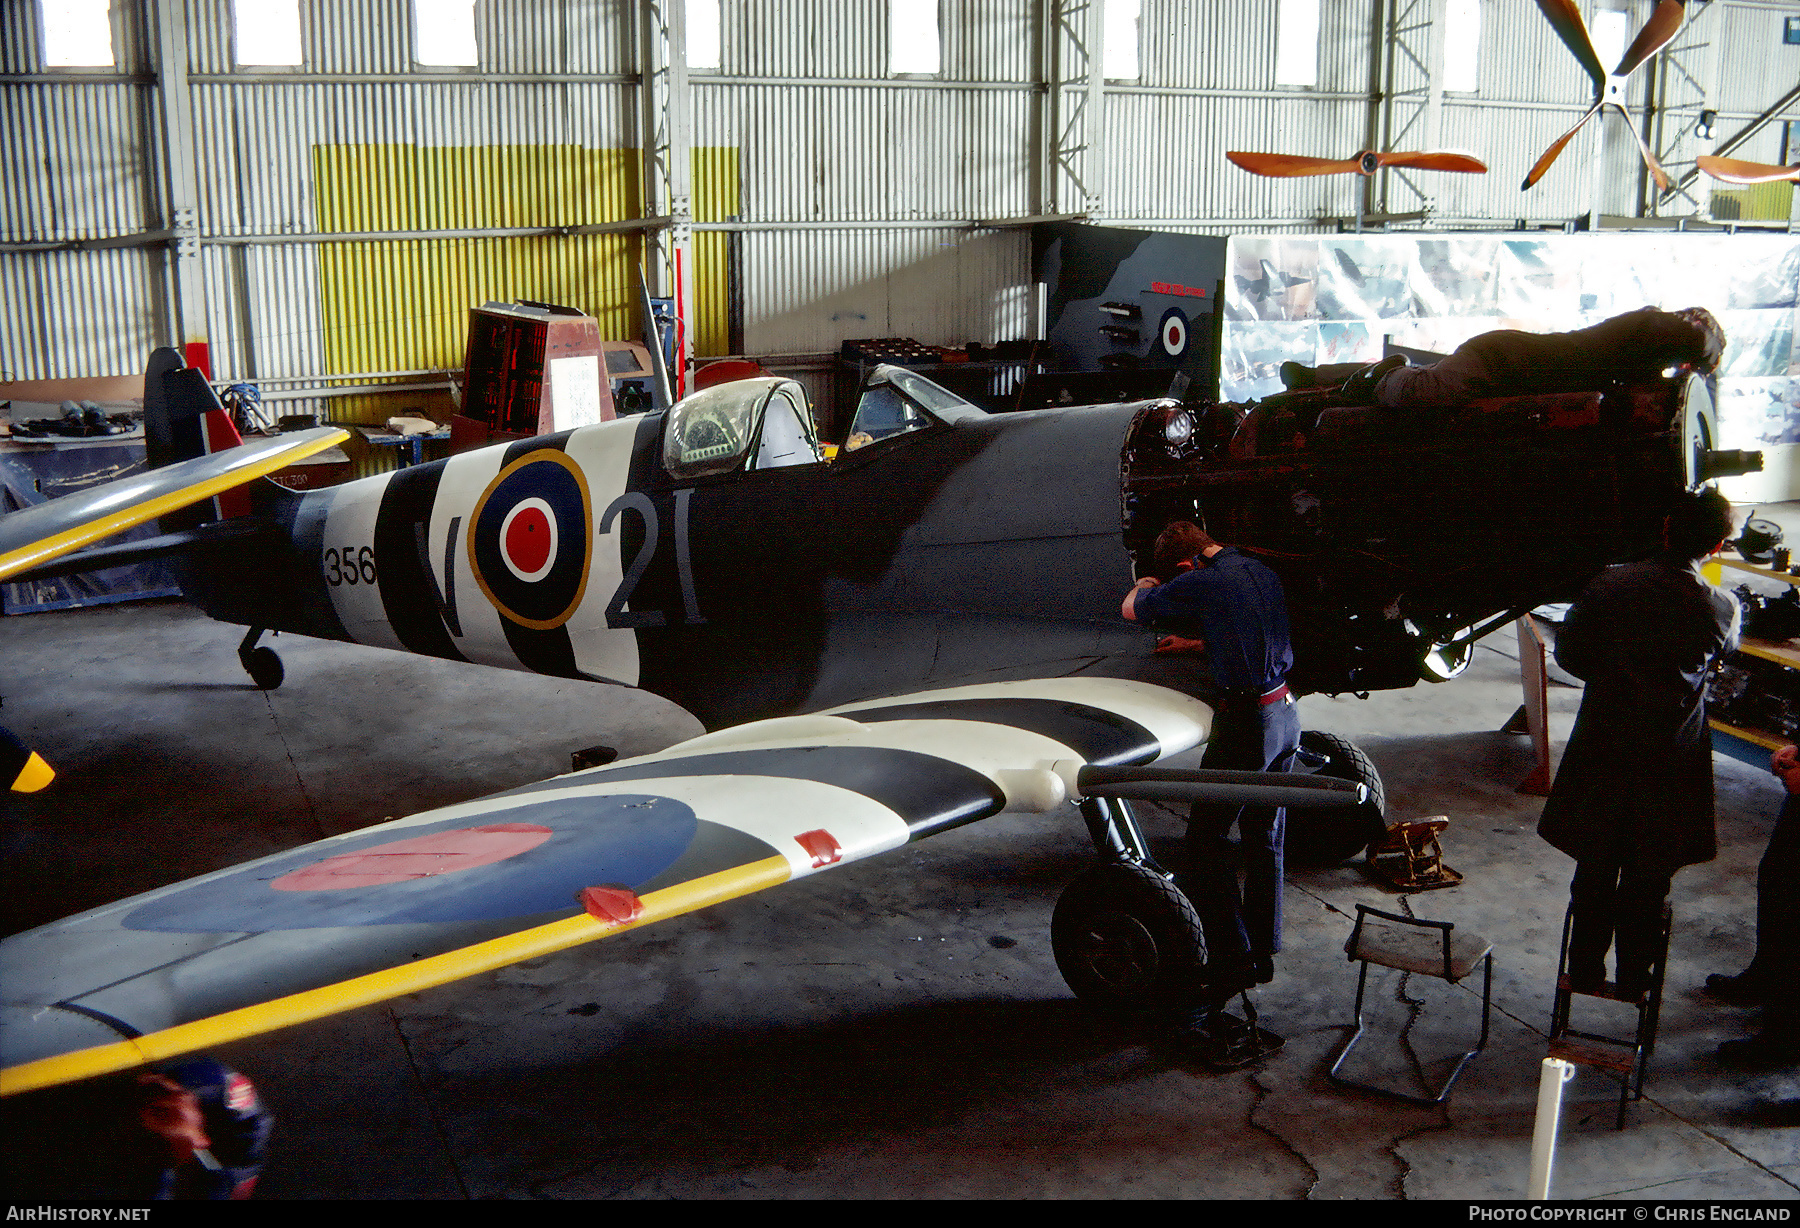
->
1226;150;1488;178
1696;155;1800;186
1523;0;1686;192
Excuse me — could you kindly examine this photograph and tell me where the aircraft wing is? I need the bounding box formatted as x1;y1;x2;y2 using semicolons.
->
0;676;1359;1097
0;426;347;582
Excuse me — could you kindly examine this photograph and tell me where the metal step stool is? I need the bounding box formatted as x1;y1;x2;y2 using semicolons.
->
1546;902;1671;1129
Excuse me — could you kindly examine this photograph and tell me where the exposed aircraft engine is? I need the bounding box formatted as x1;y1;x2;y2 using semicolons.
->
1123;368;1761;696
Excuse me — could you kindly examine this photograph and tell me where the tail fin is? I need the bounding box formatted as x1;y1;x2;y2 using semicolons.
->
144;347;250;522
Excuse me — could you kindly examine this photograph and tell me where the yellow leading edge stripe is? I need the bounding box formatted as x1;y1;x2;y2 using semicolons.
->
1;854;794;1097
0;429;350;582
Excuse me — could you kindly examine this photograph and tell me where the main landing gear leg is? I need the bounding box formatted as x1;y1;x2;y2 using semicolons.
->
1076;794;1170;876
1056;797;1284;1068
237;627;284;691
1050;798;1210;1016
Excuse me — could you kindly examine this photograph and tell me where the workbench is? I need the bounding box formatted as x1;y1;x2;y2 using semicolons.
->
1703;555;1800;767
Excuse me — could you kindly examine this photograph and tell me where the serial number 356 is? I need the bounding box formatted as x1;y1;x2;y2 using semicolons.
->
324;545;377;587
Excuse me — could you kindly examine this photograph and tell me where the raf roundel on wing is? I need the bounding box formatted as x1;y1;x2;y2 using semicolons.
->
467;450;594;630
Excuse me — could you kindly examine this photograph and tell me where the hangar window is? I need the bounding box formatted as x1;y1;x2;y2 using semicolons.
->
1443;0;1480;93
1590;6;1628;74
1104;0;1141;80
1274;0;1319;87
687;0;721;70
40;0;113;67
663;379;823;479
234;0;303;66
414;0;479;67
891;0;941;75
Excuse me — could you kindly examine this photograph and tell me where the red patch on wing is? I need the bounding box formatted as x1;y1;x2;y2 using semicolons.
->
503;505;553;575
271;823;553;891
795;828;842;868
579;885;644;924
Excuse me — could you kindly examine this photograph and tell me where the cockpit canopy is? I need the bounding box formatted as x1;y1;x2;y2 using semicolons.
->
842;364;986;452
662;377;824;480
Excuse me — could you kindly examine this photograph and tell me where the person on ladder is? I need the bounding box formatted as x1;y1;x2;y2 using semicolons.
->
1537;488;1739;998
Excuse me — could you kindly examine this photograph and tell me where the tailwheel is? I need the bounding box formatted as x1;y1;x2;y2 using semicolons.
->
1051;862;1208;1014
237;628;284;690
244;647;284;691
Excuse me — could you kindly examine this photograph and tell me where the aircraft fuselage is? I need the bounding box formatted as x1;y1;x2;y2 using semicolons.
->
175;365;1738;726
183;401;1145;729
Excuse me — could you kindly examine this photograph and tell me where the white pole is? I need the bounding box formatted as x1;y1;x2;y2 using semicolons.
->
1528;1058;1578;1199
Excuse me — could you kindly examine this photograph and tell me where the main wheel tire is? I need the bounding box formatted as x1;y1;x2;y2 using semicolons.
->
1051;862;1208;1014
1285;730;1386;866
244;646;285;691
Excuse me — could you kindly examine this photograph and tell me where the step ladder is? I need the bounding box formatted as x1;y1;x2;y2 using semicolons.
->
1546;903;1670;1129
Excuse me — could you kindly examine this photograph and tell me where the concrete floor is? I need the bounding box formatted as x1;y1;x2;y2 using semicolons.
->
2;579;1797;1199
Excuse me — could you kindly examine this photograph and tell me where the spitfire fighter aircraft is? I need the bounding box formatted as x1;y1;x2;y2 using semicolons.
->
0;332;1755;1100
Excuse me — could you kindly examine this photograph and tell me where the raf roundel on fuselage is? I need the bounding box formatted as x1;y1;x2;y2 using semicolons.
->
467;449;595;630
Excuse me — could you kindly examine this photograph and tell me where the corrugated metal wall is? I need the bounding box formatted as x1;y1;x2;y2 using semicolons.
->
2;0;1795;401
1;0;161;382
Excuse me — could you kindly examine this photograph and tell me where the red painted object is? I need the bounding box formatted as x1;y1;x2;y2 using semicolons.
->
795;829;842;868
181;342;211;379
579;884;645;924
694;359;766;390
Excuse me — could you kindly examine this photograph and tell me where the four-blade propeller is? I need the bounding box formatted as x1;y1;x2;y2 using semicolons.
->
1523;0;1687;192
1228;3;1771;217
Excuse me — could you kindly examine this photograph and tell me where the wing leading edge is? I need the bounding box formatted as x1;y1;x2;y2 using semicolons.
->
0;426;348;582
3;677;1219;1096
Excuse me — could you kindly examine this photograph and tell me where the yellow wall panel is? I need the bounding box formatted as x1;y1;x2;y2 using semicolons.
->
690;146;740;357
1710;181;1795;224
312;144;739;430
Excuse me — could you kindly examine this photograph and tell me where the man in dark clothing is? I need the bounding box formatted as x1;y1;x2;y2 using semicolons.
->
1123;522;1298;992
1708;745;1800;1069
1538;487;1739;998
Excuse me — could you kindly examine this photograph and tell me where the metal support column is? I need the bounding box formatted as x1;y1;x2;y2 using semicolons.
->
639;0;695;399
1650;1;1726;217
1370;0;1448;223
1650;16;1704;215
1030;0;1051;218
147;0;208;374
1047;0;1104;219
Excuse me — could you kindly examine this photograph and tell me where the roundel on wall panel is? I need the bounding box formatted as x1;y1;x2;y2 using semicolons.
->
1158;308;1189;358
468;450;594;630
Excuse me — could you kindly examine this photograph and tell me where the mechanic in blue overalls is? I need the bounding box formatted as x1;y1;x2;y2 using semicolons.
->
1123;521;1299;996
